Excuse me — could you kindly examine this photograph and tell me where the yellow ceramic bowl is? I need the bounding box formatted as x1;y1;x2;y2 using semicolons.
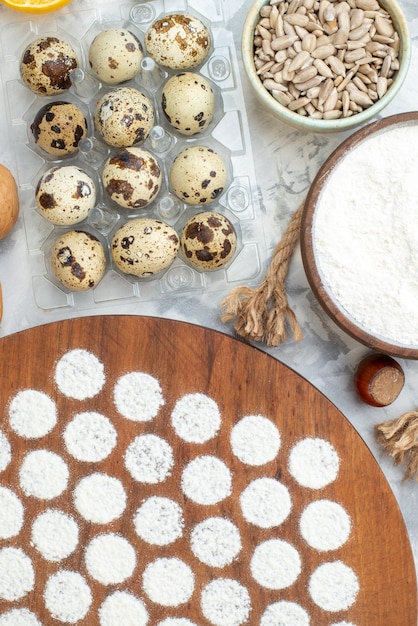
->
242;0;411;133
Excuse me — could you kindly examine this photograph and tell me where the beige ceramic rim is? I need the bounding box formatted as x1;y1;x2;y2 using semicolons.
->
301;111;418;358
242;0;411;133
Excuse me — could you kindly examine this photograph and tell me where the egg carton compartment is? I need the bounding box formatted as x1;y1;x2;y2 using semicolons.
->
0;0;267;313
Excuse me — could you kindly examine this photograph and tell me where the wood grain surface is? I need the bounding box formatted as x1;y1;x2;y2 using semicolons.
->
0;315;415;625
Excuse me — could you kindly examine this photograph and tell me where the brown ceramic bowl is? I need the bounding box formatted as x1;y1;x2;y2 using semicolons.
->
301;111;418;358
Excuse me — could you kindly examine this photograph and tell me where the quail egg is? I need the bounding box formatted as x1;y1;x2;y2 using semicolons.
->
50;230;106;291
35;165;96;226
102;147;161;210
145;13;211;70
31;101;88;157
111;217;179;277
20;36;78;96
169;145;227;205
162;72;215;135
89;28;144;84
94;87;154;147
180;211;237;271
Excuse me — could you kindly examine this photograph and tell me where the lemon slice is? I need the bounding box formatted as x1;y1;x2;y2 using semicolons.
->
1;0;71;13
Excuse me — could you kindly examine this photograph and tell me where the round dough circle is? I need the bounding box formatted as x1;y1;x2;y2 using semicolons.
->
133;496;184;546
0;487;24;539
73;473;127;524
230;414;281;466
44;570;92;623
239;477;292;528
35;165;96;226
181;455;232;505
31;509;79;562
113;371;165;421
300;499;351;551
250;539;301;590
309;561;359;612
0;548;34;601
63;411;117;462
260;600;310;626
54;348;105;399
19;450;69;500
142;557;194;607
0;609;42;626
99;591;148;626
288;437;340;489
84;533;136;585
171;392;221;443
8;389;57;439
89;28;144;84
125;434;174;484
190;517;241;567
200;578;250;626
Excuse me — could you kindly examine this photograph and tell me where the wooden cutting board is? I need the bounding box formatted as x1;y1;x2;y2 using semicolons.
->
0;315;415;625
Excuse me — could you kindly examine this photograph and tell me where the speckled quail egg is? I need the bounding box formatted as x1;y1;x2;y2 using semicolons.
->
50;230;106;291
20;36;78;96
145;13;211;70
161;72;215;135
180;211;237;271
35;165;96;226
89;28;144;84
169;145;227;205
31;101;88;157
111;217;179;277
102;147;161;210
94;87;154;147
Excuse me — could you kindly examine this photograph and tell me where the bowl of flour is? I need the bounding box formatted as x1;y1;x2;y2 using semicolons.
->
301;111;418;358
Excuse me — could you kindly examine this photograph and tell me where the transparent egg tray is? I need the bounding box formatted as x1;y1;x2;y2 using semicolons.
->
0;0;267;312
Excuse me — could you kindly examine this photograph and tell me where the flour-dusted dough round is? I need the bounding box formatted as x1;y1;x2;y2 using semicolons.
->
89;28;144;84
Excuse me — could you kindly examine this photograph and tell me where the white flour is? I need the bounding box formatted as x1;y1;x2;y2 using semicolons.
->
309;561;359;612
31;509;78;562
157;620;197;626
19;449;69;500
239;477;291;528
230;415;280;466
200;578;250;626
331;623;357;626
44;570;92;623
0;547;34;601
190;517;241;567
54;349;105;400
8;389;56;439
142;557;194;607
288;438;339;489
0;430;11;472
0;487;24;539
64;411;117;462
260;600;310;626
84;533;136;585
98;590;148;626
125;434;174;484
181;455;232;505
133;496;184;546
300;499;351;551
250;539;301;590
0;609;41;626
171;393;221;443
73;473;127;524
314;125;418;345
114;372;165;422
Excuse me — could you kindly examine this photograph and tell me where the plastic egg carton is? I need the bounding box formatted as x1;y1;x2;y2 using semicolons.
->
0;0;267;312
